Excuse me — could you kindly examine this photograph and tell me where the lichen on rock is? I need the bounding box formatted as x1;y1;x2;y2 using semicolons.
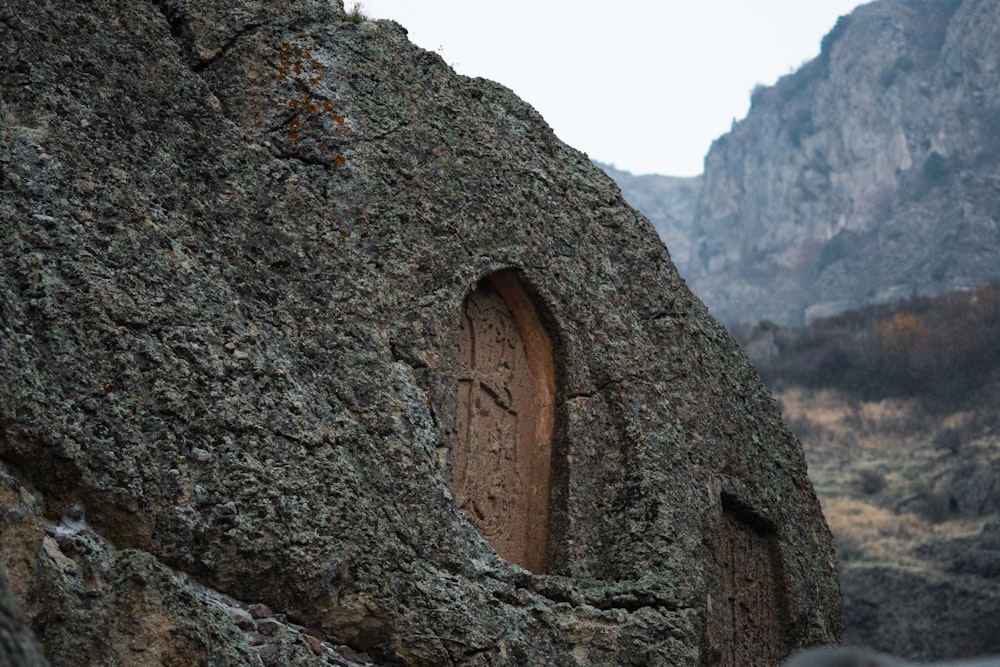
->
0;0;841;664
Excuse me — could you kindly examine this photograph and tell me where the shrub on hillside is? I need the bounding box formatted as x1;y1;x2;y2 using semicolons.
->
735;283;1000;410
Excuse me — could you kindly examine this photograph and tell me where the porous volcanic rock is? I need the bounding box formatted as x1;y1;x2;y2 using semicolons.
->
0;564;47;666
595;162;701;280
0;0;841;664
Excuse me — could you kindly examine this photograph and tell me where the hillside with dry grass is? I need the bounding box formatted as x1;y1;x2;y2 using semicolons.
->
735;288;1000;660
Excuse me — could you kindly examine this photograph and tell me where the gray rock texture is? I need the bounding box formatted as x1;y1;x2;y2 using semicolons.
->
0;0;840;664
595;162;701;280
685;0;1000;326
0;559;48;667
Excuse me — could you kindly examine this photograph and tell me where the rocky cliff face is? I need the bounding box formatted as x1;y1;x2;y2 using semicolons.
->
685;0;1000;326
0;1;840;665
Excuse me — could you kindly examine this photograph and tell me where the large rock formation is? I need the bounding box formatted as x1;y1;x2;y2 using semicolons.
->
684;0;1000;326
0;0;841;664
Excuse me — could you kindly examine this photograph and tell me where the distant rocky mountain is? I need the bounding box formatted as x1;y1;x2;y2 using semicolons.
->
600;6;1000;657
607;0;1000;326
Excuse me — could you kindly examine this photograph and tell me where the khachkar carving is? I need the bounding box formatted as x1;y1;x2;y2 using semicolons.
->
705;497;790;667
453;273;556;573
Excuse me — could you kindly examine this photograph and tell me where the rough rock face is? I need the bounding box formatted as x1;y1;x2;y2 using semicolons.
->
687;0;1000;326
0;1;841;664
0;562;47;667
595;163;701;280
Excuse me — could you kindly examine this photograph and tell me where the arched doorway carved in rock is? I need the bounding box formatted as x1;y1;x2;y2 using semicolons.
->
704;493;790;667
453;271;556;573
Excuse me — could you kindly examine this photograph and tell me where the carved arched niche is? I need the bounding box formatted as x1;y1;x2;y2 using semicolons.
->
453;271;556;573
703;493;790;667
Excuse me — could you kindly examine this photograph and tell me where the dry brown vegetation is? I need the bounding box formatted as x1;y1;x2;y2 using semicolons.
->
735;283;1000;408
732;284;1000;572
777;386;996;569
749;287;1000;657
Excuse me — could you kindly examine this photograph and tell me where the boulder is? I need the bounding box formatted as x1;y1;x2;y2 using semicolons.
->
0;0;840;663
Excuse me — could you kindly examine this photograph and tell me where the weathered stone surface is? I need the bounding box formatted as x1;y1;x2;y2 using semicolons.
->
0;460;375;667
705;497;791;667
597;162;702;280
0;565;48;667
0;0;841;664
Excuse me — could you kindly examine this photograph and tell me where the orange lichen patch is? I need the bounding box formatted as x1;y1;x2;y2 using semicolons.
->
276;38;348;167
302;634;324;656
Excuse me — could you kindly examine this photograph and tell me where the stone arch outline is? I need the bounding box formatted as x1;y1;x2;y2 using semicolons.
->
703;492;792;667
452;270;561;573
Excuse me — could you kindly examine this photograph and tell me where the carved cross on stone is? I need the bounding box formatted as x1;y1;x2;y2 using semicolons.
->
453;273;556;573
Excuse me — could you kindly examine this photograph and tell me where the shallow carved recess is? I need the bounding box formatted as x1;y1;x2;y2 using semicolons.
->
704;495;790;667
453;272;556;573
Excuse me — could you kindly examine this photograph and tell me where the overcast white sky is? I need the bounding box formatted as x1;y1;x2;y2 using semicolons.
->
358;1;867;176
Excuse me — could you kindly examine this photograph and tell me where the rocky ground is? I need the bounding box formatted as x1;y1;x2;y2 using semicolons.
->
778;386;1000;660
